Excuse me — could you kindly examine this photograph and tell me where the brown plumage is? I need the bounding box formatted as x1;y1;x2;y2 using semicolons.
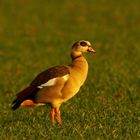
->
12;40;96;124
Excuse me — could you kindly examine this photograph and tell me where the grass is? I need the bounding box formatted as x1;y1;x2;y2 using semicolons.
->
0;0;140;139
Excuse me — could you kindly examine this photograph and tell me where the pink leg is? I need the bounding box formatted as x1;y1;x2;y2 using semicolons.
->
55;107;61;124
50;108;55;123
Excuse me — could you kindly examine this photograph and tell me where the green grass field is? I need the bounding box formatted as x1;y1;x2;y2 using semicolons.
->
0;0;140;139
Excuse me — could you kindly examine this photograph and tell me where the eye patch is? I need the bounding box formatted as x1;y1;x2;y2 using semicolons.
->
80;41;87;47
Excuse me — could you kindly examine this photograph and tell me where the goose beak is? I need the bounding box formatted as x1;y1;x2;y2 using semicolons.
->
87;46;96;53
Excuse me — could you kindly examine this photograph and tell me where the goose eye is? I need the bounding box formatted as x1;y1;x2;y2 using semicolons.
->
80;41;87;47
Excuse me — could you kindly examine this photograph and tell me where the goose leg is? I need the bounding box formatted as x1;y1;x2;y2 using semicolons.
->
55;107;61;124
50;107;55;123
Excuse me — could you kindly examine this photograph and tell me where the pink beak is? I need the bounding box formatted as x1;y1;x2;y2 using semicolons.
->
87;47;96;53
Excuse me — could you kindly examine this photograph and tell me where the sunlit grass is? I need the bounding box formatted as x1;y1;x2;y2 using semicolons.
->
0;0;140;139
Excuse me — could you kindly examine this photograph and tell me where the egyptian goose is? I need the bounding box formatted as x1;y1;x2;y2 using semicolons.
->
12;40;96;124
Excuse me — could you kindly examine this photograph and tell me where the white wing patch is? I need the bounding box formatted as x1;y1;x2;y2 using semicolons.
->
38;78;57;88
37;74;69;88
62;74;69;81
